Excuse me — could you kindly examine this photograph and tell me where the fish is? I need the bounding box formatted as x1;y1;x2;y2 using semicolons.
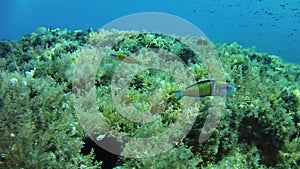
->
175;80;236;100
111;52;140;64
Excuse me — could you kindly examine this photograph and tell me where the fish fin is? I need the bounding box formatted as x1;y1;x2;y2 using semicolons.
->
186;79;213;89
174;91;183;100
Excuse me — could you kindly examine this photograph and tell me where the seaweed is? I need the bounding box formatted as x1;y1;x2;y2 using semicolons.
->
0;28;299;168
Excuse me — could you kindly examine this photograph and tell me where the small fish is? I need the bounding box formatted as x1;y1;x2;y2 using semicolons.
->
111;52;139;64
175;80;236;100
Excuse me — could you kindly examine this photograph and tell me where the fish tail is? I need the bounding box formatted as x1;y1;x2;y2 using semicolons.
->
174;91;183;100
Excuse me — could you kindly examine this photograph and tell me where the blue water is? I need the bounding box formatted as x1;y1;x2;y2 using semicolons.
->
1;0;299;63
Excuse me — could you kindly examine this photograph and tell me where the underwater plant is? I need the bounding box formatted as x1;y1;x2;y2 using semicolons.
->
0;28;299;169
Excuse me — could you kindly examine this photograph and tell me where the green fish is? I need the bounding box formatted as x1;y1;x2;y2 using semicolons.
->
175;80;236;100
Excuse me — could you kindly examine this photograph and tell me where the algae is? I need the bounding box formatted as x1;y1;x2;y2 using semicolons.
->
0;28;299;168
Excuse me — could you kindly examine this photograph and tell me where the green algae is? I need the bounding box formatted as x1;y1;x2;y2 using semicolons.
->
0;28;299;168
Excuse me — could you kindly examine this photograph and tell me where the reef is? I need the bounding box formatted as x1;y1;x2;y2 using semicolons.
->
0;27;299;169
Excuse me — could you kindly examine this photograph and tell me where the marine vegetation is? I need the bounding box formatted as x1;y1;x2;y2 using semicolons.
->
0;27;299;169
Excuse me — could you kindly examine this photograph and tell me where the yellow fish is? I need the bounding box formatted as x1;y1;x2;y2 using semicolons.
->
111;52;139;64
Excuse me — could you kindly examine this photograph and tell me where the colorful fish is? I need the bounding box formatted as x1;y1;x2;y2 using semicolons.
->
175;80;236;100
111;52;139;64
